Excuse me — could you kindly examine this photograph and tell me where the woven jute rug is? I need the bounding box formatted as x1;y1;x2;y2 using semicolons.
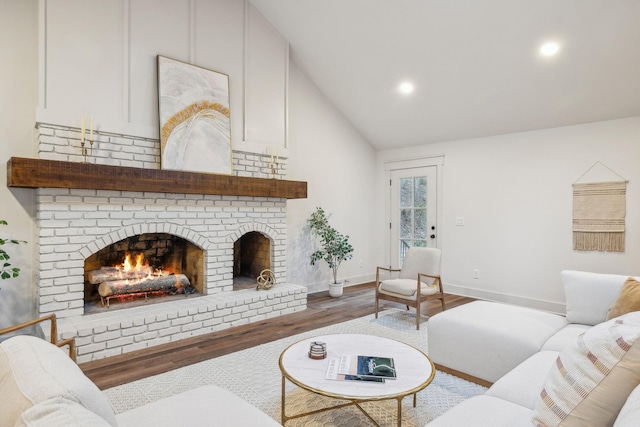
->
104;309;486;426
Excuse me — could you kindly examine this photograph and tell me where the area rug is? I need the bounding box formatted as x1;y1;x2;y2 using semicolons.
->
103;309;486;426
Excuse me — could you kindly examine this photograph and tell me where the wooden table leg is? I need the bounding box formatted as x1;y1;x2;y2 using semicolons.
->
397;396;402;427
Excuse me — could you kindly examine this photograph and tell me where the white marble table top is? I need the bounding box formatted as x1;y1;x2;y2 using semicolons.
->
279;333;434;400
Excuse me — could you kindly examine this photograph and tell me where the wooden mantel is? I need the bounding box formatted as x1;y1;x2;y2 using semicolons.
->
7;157;307;199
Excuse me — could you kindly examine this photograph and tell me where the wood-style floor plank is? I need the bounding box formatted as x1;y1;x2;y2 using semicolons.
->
80;283;475;390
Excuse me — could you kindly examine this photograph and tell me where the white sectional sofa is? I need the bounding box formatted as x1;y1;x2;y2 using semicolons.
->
0;335;281;427
426;270;640;426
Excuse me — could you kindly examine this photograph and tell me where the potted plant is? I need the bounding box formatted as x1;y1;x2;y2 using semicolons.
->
308;207;354;297
0;220;26;286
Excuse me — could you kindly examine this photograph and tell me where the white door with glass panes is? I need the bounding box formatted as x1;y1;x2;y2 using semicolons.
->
390;167;437;268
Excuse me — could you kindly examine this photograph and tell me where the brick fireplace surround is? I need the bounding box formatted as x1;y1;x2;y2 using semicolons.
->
31;123;307;363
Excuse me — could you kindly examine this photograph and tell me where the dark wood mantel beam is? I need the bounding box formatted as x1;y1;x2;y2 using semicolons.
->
7;157;307;199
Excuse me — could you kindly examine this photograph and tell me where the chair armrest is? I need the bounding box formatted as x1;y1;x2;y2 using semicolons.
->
0;313;77;362
377;266;401;273
56;337;77;362
376;266;401;284
418;273;442;290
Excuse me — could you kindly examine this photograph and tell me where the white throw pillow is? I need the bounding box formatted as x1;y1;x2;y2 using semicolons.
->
531;311;640;426
561;270;633;325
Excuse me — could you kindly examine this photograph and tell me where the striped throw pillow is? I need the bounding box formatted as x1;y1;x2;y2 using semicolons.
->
531;311;640;427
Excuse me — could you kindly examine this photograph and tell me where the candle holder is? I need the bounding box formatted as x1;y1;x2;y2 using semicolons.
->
269;159;280;179
308;341;327;360
80;138;93;163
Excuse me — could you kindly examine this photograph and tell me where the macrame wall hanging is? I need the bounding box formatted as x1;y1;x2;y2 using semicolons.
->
572;162;628;252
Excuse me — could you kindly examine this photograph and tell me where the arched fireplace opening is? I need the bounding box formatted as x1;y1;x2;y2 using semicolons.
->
84;233;204;312
233;231;271;290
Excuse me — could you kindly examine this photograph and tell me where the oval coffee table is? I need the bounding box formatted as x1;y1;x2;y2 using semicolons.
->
279;333;435;426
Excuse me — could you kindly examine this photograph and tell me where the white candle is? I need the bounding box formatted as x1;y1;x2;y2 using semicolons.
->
275;146;279;164
270;146;274;163
81;114;86;143
90;116;93;141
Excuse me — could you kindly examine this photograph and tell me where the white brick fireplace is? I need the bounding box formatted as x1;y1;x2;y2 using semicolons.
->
31;123;307;363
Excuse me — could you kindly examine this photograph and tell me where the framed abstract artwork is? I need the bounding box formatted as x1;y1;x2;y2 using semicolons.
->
158;55;232;175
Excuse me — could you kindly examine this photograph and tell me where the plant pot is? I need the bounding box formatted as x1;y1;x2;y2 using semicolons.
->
328;282;344;298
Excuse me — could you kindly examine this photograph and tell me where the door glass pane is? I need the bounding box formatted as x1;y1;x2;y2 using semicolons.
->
400;178;412;208
400;209;412;239
414;177;427;208
414;209;427;239
400;239;413;263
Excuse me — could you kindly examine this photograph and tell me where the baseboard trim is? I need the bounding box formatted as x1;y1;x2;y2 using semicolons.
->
443;283;565;315
433;363;493;388
305;274;376;294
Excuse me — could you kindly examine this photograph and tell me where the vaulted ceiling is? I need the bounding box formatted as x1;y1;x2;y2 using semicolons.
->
250;0;640;150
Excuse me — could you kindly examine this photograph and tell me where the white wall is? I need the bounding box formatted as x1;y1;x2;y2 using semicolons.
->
287;63;377;292
377;117;640;313
0;0;39;326
36;0;284;152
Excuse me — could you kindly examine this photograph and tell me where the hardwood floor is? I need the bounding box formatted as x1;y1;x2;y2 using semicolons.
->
80;283;475;390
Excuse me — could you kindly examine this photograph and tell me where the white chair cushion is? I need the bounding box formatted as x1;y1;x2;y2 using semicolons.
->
379;278;438;297
486;351;558;410
0;336;116;427
531;311;640;427
116;384;281;427
561;270;634;325
399;247;440;283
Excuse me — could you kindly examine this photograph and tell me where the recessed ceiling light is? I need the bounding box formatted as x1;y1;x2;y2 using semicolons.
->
399;82;414;94
539;42;560;57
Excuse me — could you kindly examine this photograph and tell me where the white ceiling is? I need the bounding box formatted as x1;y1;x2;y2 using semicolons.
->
249;0;640;150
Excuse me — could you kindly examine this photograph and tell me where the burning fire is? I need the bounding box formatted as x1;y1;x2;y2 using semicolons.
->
115;253;170;283
121;253;146;272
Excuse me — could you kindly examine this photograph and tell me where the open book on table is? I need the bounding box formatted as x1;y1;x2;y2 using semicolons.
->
325;354;396;382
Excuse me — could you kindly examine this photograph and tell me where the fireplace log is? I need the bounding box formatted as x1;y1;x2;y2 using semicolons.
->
98;274;190;297
88;266;154;284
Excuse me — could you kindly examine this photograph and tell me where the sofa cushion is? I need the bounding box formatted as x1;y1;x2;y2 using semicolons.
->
115;384;282;427
614;383;640;427
561;270;632;325
541;324;591;352
607;277;640;320
0;336;116;427
486;351;558;410
428;301;567;383
425;395;534;427
531;311;640;427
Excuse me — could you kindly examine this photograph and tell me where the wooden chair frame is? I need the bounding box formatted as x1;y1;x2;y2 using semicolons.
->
0;313;76;362
374;266;445;330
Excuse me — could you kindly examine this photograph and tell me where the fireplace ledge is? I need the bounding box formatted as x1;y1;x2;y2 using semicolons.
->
7;157;307;199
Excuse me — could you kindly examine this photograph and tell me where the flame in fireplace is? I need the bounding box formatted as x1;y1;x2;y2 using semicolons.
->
122;253;145;272
115;253;171;283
